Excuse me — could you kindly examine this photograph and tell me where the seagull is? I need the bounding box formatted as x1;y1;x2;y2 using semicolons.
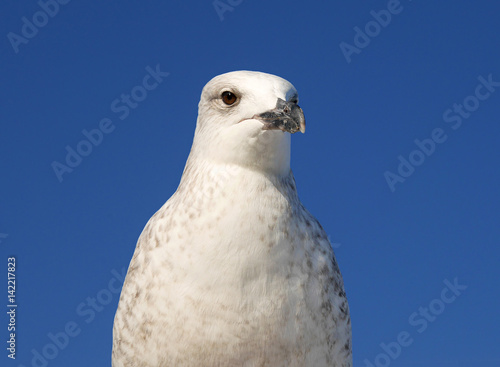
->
112;71;352;367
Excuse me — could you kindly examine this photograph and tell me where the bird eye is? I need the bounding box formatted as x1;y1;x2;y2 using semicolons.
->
221;91;237;105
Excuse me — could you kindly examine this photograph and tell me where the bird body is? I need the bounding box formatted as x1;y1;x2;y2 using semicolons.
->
113;71;352;367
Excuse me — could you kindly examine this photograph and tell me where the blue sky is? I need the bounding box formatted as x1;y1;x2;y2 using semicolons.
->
1;1;499;366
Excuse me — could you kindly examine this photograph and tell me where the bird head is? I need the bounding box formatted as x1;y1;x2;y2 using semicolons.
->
190;71;305;176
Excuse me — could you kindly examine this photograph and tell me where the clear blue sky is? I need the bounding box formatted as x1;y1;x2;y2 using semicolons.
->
1;1;499;366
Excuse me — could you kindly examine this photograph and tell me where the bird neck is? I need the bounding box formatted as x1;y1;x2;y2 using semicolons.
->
189;128;292;177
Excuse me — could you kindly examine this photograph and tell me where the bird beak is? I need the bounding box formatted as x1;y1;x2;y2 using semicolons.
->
253;98;306;134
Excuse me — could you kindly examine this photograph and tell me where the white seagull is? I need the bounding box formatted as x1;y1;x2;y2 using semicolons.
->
112;71;352;367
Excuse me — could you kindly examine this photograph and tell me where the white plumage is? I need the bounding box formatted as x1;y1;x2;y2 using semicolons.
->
112;71;352;367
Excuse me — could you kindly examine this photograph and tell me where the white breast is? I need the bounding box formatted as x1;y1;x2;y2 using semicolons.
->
113;163;351;367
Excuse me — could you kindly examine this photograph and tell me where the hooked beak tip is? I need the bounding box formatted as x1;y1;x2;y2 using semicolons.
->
253;98;306;134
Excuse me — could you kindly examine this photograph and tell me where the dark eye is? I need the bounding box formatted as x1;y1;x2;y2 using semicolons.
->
221;91;237;105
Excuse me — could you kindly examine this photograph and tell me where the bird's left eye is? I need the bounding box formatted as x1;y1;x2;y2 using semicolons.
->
221;91;238;105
